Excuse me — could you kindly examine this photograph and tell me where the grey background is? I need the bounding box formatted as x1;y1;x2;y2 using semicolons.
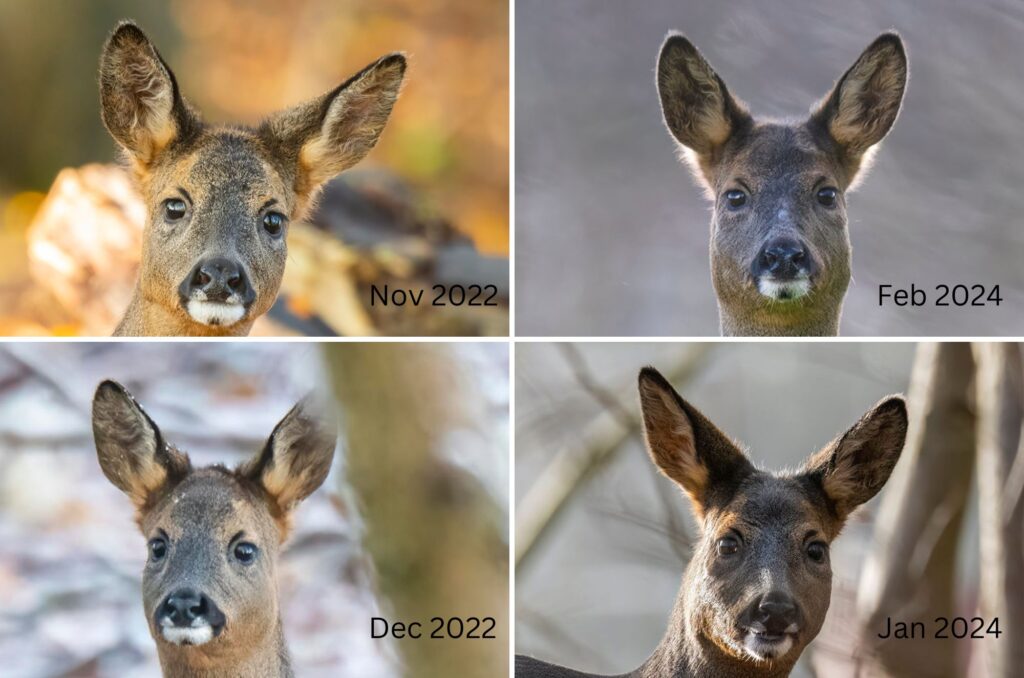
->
515;0;1024;336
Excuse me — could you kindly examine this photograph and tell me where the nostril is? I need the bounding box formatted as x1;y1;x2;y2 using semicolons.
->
192;267;212;287
227;273;243;291
791;248;805;264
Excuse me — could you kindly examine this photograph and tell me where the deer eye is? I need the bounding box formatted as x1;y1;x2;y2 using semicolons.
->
163;198;188;221
149;538;167;562
816;187;838;207
234;542;259;564
262;212;286;237
716;535;740;557
724;189;747;210
806;541;828;563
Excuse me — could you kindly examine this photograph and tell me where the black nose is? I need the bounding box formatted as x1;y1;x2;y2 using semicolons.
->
161;589;208;627
753;238;808;280
756;591;799;634
184;257;250;303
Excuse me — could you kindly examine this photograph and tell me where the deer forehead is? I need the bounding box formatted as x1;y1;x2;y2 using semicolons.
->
716;125;839;191
143;470;278;543
148;131;294;214
706;476;831;540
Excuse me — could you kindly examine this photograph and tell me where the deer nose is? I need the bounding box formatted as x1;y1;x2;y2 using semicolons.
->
755;591;799;634
185;257;251;303
753;238;807;280
161;589;209;627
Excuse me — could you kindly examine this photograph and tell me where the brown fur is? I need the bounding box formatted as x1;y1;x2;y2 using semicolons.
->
99;21;405;336
656;33;907;336
93;381;337;677
516;366;907;678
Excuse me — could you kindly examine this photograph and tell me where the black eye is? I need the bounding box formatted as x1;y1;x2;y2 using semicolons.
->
724;189;747;209
716;535;740;557
164;198;187;221
149;538;167;562
807;541;828;563
262;212;286;237
234;542;258;564
816;187;838;207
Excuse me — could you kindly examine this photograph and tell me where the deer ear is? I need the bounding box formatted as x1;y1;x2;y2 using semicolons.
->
259;53;406;212
93;380;190;509
638;367;753;517
241;396;337;515
809;33;907;171
656;33;750;185
99;21;199;170
803;396;908;521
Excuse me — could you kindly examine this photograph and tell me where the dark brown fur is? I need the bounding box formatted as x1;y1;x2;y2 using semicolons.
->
517;367;907;678
656;34;907;336
93;381;336;677
99;21;405;336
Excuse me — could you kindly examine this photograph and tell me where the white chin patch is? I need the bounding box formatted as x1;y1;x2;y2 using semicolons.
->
186;300;245;327
161;623;214;646
742;632;794;661
757;277;811;301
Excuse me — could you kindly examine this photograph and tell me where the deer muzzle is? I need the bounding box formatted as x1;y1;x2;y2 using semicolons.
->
156;588;227;646
178;257;256;327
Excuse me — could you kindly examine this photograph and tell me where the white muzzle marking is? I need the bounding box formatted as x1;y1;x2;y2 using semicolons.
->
757;277;811;301
742;630;795;661
186;300;246;327
160;620;215;646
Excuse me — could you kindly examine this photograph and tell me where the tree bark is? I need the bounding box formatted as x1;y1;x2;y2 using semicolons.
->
855;342;976;677
973;342;1024;678
326;344;507;678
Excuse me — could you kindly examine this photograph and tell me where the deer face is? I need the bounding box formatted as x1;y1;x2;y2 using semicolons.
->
656;33;907;334
92;381;336;664
99;21;405;334
637;367;907;668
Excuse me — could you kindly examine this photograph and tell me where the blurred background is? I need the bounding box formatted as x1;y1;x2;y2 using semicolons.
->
516;342;1024;677
516;0;1024;336
0;0;508;336
0;342;509;677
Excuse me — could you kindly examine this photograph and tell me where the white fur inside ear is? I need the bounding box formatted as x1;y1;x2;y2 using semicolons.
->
186;301;245;327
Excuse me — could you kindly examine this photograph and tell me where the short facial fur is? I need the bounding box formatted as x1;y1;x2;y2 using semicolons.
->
99;21;406;336
93;381;337;677
656;34;907;336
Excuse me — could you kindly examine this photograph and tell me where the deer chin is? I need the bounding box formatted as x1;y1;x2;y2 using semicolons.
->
185;299;247;327
756;276;811;302
159;619;221;647
740;627;797;662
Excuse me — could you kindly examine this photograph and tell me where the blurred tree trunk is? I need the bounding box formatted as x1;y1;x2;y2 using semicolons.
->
973;343;1024;678
327;345;507;678
855;342;976;677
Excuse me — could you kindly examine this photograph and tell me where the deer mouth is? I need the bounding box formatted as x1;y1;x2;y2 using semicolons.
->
159;618;226;647
184;299;247;327
755;275;812;302
740;624;799;661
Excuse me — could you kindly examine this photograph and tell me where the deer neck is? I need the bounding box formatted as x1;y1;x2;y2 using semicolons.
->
632;585;797;678
156;617;292;678
717;300;841;337
114;285;254;337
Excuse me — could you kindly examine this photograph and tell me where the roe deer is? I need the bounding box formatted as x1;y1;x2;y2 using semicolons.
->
516;367;908;678
656;34;907;336
99;21;405;336
93;380;336;677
